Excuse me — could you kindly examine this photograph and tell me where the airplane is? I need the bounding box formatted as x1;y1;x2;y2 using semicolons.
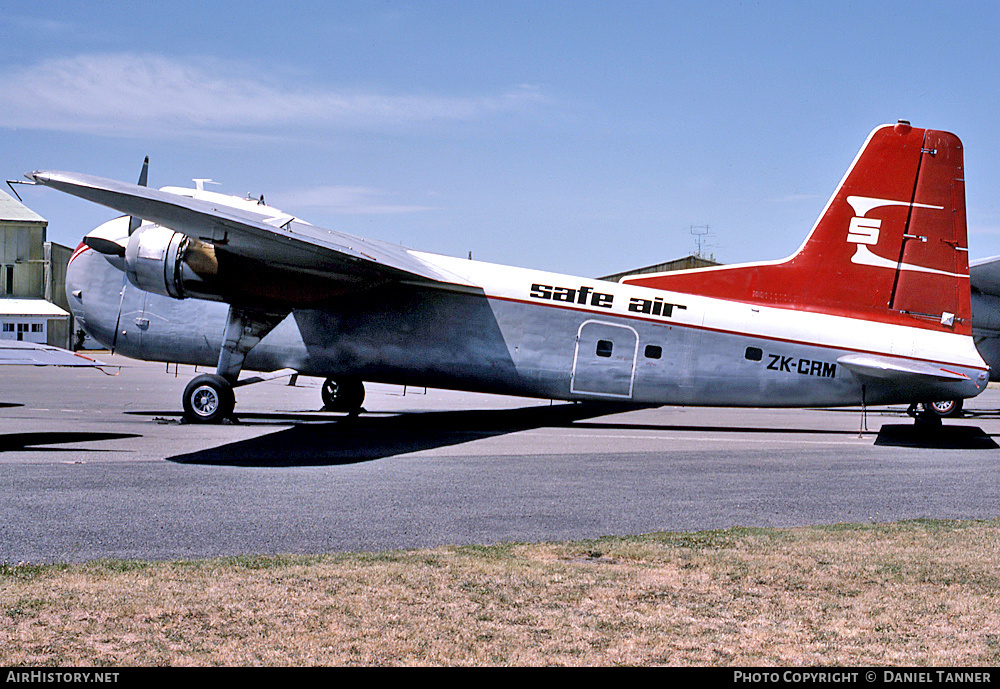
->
914;255;1000;418
890;255;1000;419
19;121;989;426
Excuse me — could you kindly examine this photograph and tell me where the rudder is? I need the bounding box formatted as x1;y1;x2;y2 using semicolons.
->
622;122;971;335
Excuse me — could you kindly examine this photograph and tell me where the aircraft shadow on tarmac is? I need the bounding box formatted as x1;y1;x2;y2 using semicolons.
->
0;431;141;452
159;401;997;467
166;402;650;467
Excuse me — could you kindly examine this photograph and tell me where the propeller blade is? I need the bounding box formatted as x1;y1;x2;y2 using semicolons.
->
83;235;126;256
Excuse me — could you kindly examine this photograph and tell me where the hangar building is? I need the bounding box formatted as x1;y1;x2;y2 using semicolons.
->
0;189;74;348
599;254;720;282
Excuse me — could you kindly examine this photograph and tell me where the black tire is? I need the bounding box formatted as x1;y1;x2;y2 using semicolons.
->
182;374;235;423
922;399;964;418
321;377;365;413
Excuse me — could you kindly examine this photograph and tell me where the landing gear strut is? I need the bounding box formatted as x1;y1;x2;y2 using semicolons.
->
181;306;286;424
321;377;365;414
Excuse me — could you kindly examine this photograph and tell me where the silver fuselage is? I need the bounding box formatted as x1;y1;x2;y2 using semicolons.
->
66;221;988;409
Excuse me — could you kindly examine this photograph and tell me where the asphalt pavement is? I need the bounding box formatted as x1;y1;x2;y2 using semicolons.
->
3;353;999;563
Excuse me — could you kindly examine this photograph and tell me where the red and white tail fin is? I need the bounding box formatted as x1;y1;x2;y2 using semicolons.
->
623;122;971;335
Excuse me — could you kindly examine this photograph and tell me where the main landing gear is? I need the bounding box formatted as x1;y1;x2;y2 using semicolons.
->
178;305;365;423
180;372;367;423
321;377;365;414
182;374;236;424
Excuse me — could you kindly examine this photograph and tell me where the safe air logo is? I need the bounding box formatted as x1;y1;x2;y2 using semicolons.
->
844;195;962;279
528;283;687;321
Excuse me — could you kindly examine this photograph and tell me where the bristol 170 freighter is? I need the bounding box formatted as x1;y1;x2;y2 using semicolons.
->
24;121;988;423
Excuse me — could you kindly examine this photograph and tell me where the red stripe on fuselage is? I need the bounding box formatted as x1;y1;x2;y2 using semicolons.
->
484;292;987;374
67;241;90;267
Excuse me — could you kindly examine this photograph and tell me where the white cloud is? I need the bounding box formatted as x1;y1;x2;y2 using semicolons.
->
0;53;545;137
270;185;437;215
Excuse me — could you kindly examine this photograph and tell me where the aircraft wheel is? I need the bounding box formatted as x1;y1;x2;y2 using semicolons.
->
182;374;235;424
921;399;963;418
321;377;365;413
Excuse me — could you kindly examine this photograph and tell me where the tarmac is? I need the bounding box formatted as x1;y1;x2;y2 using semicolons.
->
2;352;999;563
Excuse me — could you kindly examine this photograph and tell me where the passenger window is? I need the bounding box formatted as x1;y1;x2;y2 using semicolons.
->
644;344;662;359
596;340;613;357
745;346;763;361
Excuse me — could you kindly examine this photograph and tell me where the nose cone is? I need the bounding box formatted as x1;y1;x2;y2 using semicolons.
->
66;217;132;350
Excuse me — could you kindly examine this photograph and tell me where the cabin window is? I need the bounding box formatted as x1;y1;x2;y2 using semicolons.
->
745;346;763;361
644;344;662;359
595;340;614;358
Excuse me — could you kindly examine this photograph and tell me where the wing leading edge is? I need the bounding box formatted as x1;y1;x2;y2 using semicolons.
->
27;170;473;305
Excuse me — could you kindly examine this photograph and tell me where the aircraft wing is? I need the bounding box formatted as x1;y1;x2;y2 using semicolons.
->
971;256;1000;296
26;171;472;298
0;341;108;367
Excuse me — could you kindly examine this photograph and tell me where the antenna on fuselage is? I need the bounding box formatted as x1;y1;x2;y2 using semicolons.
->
127;156;149;236
192;178;219;192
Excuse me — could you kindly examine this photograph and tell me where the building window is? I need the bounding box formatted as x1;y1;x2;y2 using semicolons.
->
31;324;43;333
2;323;12;332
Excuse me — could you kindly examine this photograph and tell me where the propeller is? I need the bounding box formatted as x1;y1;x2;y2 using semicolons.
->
81;156;148;256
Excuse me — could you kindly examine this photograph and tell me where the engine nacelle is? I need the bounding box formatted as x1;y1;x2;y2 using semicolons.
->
124;226;220;300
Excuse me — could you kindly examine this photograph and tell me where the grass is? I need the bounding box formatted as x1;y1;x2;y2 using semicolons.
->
2;519;999;666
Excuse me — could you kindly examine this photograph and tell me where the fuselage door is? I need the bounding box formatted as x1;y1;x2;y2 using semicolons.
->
113;280;148;355
570;320;639;398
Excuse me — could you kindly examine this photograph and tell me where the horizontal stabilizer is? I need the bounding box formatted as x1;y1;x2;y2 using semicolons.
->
837;353;969;382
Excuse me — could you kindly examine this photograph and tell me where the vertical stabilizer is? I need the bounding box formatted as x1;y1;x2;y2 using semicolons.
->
623;122;971;335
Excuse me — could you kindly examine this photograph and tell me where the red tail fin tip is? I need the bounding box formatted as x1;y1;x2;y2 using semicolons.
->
622;124;970;334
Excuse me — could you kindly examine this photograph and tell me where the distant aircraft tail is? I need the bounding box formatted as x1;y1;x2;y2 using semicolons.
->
623;121;971;335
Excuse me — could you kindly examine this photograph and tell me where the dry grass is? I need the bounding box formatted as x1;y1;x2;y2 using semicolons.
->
3;519;999;666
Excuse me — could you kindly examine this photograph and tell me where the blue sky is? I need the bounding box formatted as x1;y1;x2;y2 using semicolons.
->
2;1;999;277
